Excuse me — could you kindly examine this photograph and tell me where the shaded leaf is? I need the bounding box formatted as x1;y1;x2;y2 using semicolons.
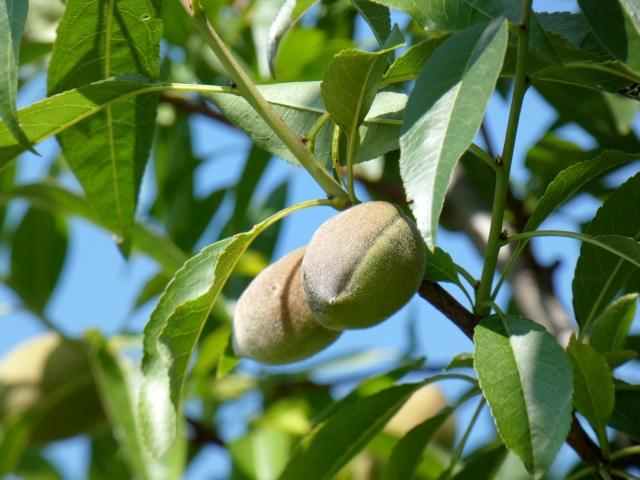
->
382;409;454;480
230;426;290;480
573;173;640;330
602;349;637;369
352;0;391;46
566;336;614;443
400;19;508;250
89;430;132;480
48;0;163;254
202;82;406;168
136;272;172;308
231;145;272;233
9;208;67;313
524;150;639;233
474;315;573;479
610;380;640;442
279;382;426;480
383;34;452;84
537;11;608;54
0;414;33;477
423;247;463;287
444;353;474;371
0;0;33;152
589;293;638;353
578;0;640;73
16;450;64;480
451;441;508;480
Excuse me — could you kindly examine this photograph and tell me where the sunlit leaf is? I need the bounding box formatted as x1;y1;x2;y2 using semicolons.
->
400;19;508;250
352;0;391;46
383;34;452;84
524;150;639;233
474;315;573;479
423;247;463;287
48;0;163;254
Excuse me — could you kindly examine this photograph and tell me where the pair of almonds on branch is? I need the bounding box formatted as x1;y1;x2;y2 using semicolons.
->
233;201;427;365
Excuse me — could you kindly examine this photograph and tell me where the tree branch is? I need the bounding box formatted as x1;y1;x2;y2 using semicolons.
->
419;280;479;339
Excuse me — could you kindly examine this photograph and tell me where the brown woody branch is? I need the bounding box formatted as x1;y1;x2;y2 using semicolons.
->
159;93;235;127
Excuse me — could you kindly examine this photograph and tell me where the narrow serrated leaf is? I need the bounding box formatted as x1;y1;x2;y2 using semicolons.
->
203;83;406;168
566;336;615;443
48;0;162;255
524;150;639;233
610;380;640;442
474;315;573;479
445;353;474;371
383;34;452;84
602;350;637;369
400;19;508;250
578;0;640;73
589;293;638;353
0;0;34;153
573;173;640;330
279;382;425;480
139;211;284;456
321;37;404;150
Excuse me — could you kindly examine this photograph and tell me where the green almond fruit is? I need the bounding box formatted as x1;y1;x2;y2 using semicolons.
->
0;332;106;443
232;247;342;365
302;201;426;330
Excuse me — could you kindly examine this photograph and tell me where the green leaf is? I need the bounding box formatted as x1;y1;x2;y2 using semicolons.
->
589;293;638;354
203;82;406;168
474;315;573;479
0;0;34;153
135;272;172;308
444;353;474;371
423;246;463;287
1;182;188;275
16;450;64;480
48;0;163;255
381;409;454;480
0;414;33;477
231;145;272;233
0;79;171;166
321;37;404;159
525;150;639;233
139;211;283;456
566;336;614;444
602;349;637;369
313;358;424;425
610;380;640;442
400;19;508;250
279;382;425;480
89;430;133;480
352;0;391;46
8;208;67;313
89;335;151;480
383;34;452;84
451;441;508;480
230;426;291;480
578;0;640;73
372;0;559;63
573;173;640;330
537;11;608;54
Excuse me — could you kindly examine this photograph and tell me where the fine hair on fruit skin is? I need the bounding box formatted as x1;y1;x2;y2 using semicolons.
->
302;201;426;330
232;247;342;365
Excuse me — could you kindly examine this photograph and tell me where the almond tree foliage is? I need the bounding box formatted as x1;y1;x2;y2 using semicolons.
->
2;0;640;479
